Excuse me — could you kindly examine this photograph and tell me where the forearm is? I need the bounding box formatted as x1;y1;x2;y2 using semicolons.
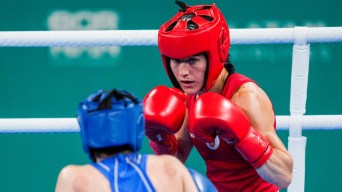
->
175;112;193;163
175;128;193;163
256;149;293;189
255;132;293;189
175;137;193;163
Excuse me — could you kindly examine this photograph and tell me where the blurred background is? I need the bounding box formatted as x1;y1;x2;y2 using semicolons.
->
0;0;341;191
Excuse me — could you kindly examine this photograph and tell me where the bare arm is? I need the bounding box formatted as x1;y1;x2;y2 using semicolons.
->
175;109;194;163
232;82;293;189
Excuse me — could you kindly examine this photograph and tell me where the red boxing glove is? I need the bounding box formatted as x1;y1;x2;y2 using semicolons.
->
144;85;186;155
189;92;273;168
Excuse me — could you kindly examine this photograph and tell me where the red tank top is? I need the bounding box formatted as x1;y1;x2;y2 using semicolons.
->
186;73;279;192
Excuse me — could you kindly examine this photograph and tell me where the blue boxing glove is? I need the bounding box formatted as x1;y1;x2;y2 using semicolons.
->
188;168;217;192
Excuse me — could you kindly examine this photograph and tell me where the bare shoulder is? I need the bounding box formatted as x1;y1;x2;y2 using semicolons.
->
146;155;191;192
232;82;267;101
56;165;81;192
232;82;276;133
231;82;272;110
148;154;185;174
56;164;109;192
56;165;82;185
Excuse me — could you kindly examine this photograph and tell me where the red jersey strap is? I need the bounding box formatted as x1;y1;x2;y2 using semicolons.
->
221;73;256;99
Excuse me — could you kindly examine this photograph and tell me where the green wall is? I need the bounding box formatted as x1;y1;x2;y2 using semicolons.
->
0;0;341;191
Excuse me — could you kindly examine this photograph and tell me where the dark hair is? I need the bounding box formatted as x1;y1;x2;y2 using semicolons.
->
88;144;133;162
224;55;235;75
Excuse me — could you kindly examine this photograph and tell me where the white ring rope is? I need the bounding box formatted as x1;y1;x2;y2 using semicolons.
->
0;115;341;133
0;27;342;47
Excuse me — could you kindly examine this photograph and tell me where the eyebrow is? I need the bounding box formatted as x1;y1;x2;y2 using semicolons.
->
171;57;198;63
171;54;203;60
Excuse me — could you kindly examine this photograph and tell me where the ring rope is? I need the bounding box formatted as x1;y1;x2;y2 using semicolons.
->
0;27;341;47
0;115;341;133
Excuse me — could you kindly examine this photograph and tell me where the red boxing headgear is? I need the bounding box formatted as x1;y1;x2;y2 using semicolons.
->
158;1;230;91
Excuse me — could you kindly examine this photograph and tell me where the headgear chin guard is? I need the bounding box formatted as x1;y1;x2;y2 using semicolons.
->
158;1;230;91
77;89;145;158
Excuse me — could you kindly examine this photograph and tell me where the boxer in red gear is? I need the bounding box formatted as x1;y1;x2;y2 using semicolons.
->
145;1;294;191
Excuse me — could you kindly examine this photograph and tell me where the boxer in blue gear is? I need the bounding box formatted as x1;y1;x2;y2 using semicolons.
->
55;88;217;192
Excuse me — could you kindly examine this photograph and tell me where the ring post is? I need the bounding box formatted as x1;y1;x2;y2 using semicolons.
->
287;26;310;192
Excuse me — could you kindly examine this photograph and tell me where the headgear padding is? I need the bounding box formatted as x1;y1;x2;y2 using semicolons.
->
77;89;145;156
158;1;230;91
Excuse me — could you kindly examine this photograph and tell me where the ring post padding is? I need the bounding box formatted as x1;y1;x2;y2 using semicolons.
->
287;137;307;192
289;26;310;137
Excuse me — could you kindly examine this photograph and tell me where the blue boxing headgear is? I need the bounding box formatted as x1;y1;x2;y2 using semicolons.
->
77;89;145;158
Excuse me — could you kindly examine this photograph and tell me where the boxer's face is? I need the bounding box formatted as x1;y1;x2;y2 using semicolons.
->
170;54;207;95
